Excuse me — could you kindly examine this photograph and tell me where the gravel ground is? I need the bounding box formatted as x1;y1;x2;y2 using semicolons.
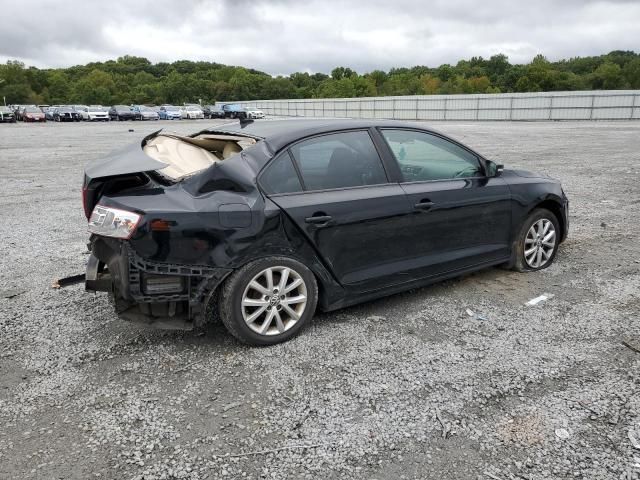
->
0;119;639;480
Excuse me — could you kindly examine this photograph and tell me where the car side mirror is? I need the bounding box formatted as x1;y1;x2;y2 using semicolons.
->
486;160;504;177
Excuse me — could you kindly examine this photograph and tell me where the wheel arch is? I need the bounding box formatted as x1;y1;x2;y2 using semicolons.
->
223;250;341;314
530;198;566;243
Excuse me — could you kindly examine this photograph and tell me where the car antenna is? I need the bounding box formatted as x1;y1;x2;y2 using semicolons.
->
239;116;253;128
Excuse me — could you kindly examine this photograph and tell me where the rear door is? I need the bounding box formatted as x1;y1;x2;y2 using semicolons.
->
377;128;512;278
260;130;410;292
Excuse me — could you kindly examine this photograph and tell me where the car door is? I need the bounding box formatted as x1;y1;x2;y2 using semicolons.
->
260;130;411;292
377;128;512;279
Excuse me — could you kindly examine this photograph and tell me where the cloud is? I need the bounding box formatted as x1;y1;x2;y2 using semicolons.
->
0;0;638;74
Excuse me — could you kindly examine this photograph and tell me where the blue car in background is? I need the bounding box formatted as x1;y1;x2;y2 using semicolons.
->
159;105;182;120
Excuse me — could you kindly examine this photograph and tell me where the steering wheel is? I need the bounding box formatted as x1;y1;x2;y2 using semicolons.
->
454;166;479;178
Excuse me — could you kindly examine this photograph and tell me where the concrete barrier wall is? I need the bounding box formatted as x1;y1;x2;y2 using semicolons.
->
220;90;640;121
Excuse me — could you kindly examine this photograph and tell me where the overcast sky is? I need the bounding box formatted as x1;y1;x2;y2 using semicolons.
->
1;0;638;75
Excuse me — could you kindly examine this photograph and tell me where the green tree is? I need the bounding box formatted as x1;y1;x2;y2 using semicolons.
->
73;69;116;104
623;58;640;88
47;71;71;104
0;51;638;106
590;62;625;89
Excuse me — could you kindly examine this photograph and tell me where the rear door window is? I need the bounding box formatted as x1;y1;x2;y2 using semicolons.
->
289;131;387;191
260;151;303;195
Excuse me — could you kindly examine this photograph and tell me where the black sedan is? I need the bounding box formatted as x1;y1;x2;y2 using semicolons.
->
109;105;138;121
203;105;225;119
83;119;568;345
53;107;82;122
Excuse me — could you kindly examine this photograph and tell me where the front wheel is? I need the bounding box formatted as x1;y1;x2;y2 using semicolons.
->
512;208;560;272
218;257;318;346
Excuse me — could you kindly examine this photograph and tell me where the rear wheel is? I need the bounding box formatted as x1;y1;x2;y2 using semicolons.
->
512;208;560;272
218;257;318;346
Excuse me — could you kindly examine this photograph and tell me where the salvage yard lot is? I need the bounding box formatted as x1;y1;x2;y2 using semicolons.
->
0;119;639;480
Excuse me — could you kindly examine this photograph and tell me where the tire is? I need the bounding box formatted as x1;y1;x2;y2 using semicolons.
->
218;257;318;346
511;208;560;272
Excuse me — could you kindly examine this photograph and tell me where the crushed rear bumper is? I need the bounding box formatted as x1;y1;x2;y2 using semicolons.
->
86;237;231;329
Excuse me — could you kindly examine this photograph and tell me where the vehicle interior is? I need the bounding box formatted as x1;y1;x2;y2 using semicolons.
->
143;133;257;180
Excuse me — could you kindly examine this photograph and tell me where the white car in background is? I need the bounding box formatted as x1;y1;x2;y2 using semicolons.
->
246;107;265;119
182;105;205;119
80;105;109;121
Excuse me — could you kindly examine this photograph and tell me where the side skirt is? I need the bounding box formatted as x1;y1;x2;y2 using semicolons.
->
321;257;511;312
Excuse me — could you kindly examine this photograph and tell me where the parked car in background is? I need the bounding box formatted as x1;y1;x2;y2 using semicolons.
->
159;105;183;120
182;105;205;119
213;106;226;118
53;107;82;122
72;105;88;116
132;105;160;121
203;105;225;119
80;106;109;122
109;105;138;121
81;118;569;346
21;106;46;122
246;107;265;119
222;103;247;119
11;106;20;119
13;105;31;121
44;106;56;121
0;106;16;123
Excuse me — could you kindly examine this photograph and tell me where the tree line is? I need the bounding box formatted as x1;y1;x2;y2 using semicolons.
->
1;51;639;106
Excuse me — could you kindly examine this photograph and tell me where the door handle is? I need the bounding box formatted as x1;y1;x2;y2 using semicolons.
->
305;215;333;224
414;200;434;211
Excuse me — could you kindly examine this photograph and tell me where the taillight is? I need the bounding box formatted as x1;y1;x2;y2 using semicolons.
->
88;205;141;239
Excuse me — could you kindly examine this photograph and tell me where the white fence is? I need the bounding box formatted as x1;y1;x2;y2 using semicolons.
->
223;90;640;121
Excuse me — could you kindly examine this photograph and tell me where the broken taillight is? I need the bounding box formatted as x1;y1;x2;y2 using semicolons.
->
88;205;141;239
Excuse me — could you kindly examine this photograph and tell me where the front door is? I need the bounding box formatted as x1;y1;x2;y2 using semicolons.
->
378;128;512;279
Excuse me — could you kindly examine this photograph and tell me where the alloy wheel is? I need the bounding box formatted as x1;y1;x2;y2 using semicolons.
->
241;266;307;336
524;218;556;268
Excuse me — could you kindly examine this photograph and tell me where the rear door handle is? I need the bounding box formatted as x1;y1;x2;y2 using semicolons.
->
305;215;332;224
414;200;434;211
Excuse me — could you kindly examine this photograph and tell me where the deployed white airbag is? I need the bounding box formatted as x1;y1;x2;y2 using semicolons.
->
144;135;219;180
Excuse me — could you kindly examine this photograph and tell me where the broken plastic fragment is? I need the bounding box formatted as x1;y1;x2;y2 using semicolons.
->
525;293;555;306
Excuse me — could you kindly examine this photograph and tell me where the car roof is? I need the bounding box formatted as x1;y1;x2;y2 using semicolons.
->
209;118;442;153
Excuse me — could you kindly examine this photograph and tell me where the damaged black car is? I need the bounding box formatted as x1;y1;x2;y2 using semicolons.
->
83;119;568;345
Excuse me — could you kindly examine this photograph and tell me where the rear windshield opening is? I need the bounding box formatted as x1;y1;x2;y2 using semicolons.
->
143;133;257;181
